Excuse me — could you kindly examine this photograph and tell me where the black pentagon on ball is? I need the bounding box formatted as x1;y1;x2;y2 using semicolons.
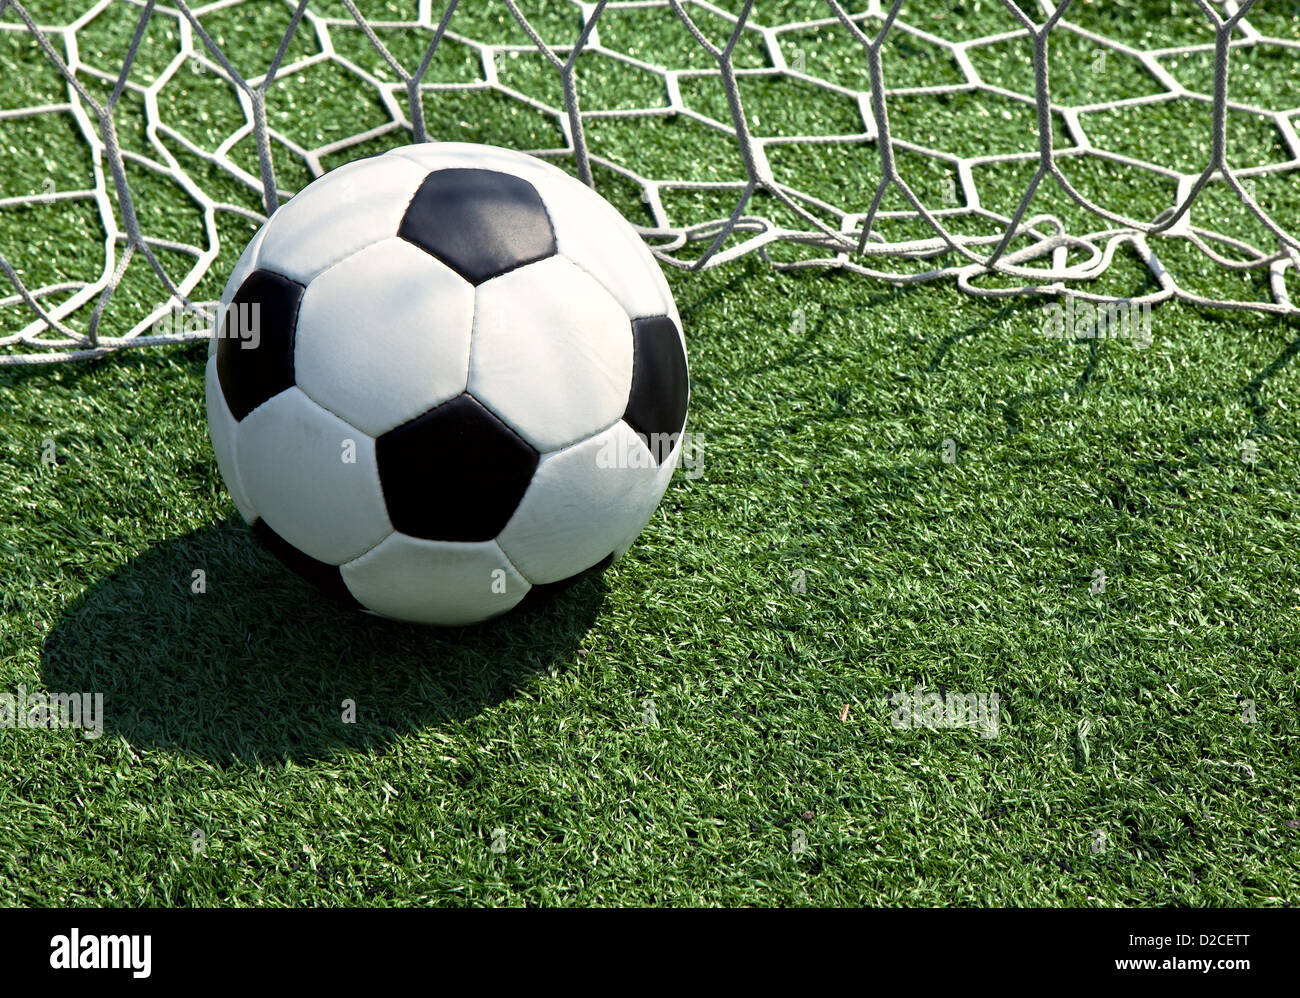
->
623;315;689;463
398;168;557;284
253;518;362;608
216;269;304;421
375;392;539;542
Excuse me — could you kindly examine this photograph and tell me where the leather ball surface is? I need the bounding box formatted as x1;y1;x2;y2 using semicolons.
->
205;142;688;625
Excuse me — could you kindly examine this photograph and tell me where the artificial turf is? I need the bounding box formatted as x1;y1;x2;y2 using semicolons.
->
0;0;1298;906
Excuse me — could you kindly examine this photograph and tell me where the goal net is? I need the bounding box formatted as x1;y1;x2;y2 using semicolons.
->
1;0;1297;364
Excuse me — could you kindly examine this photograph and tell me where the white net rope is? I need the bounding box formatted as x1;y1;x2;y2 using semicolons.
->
0;0;1297;364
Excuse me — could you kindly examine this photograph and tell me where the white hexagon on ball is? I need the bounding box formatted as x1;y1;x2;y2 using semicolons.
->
498;421;668;585
257;155;429;285
468;255;634;453
236;387;392;565
294;237;475;437
341;535;530;625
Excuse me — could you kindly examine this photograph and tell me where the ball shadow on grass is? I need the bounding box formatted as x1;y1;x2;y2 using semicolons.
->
40;516;606;765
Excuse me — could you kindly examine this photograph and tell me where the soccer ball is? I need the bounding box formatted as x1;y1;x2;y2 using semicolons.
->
205;142;688;625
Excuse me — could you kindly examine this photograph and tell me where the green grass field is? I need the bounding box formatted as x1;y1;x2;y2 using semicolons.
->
1;0;1298;906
